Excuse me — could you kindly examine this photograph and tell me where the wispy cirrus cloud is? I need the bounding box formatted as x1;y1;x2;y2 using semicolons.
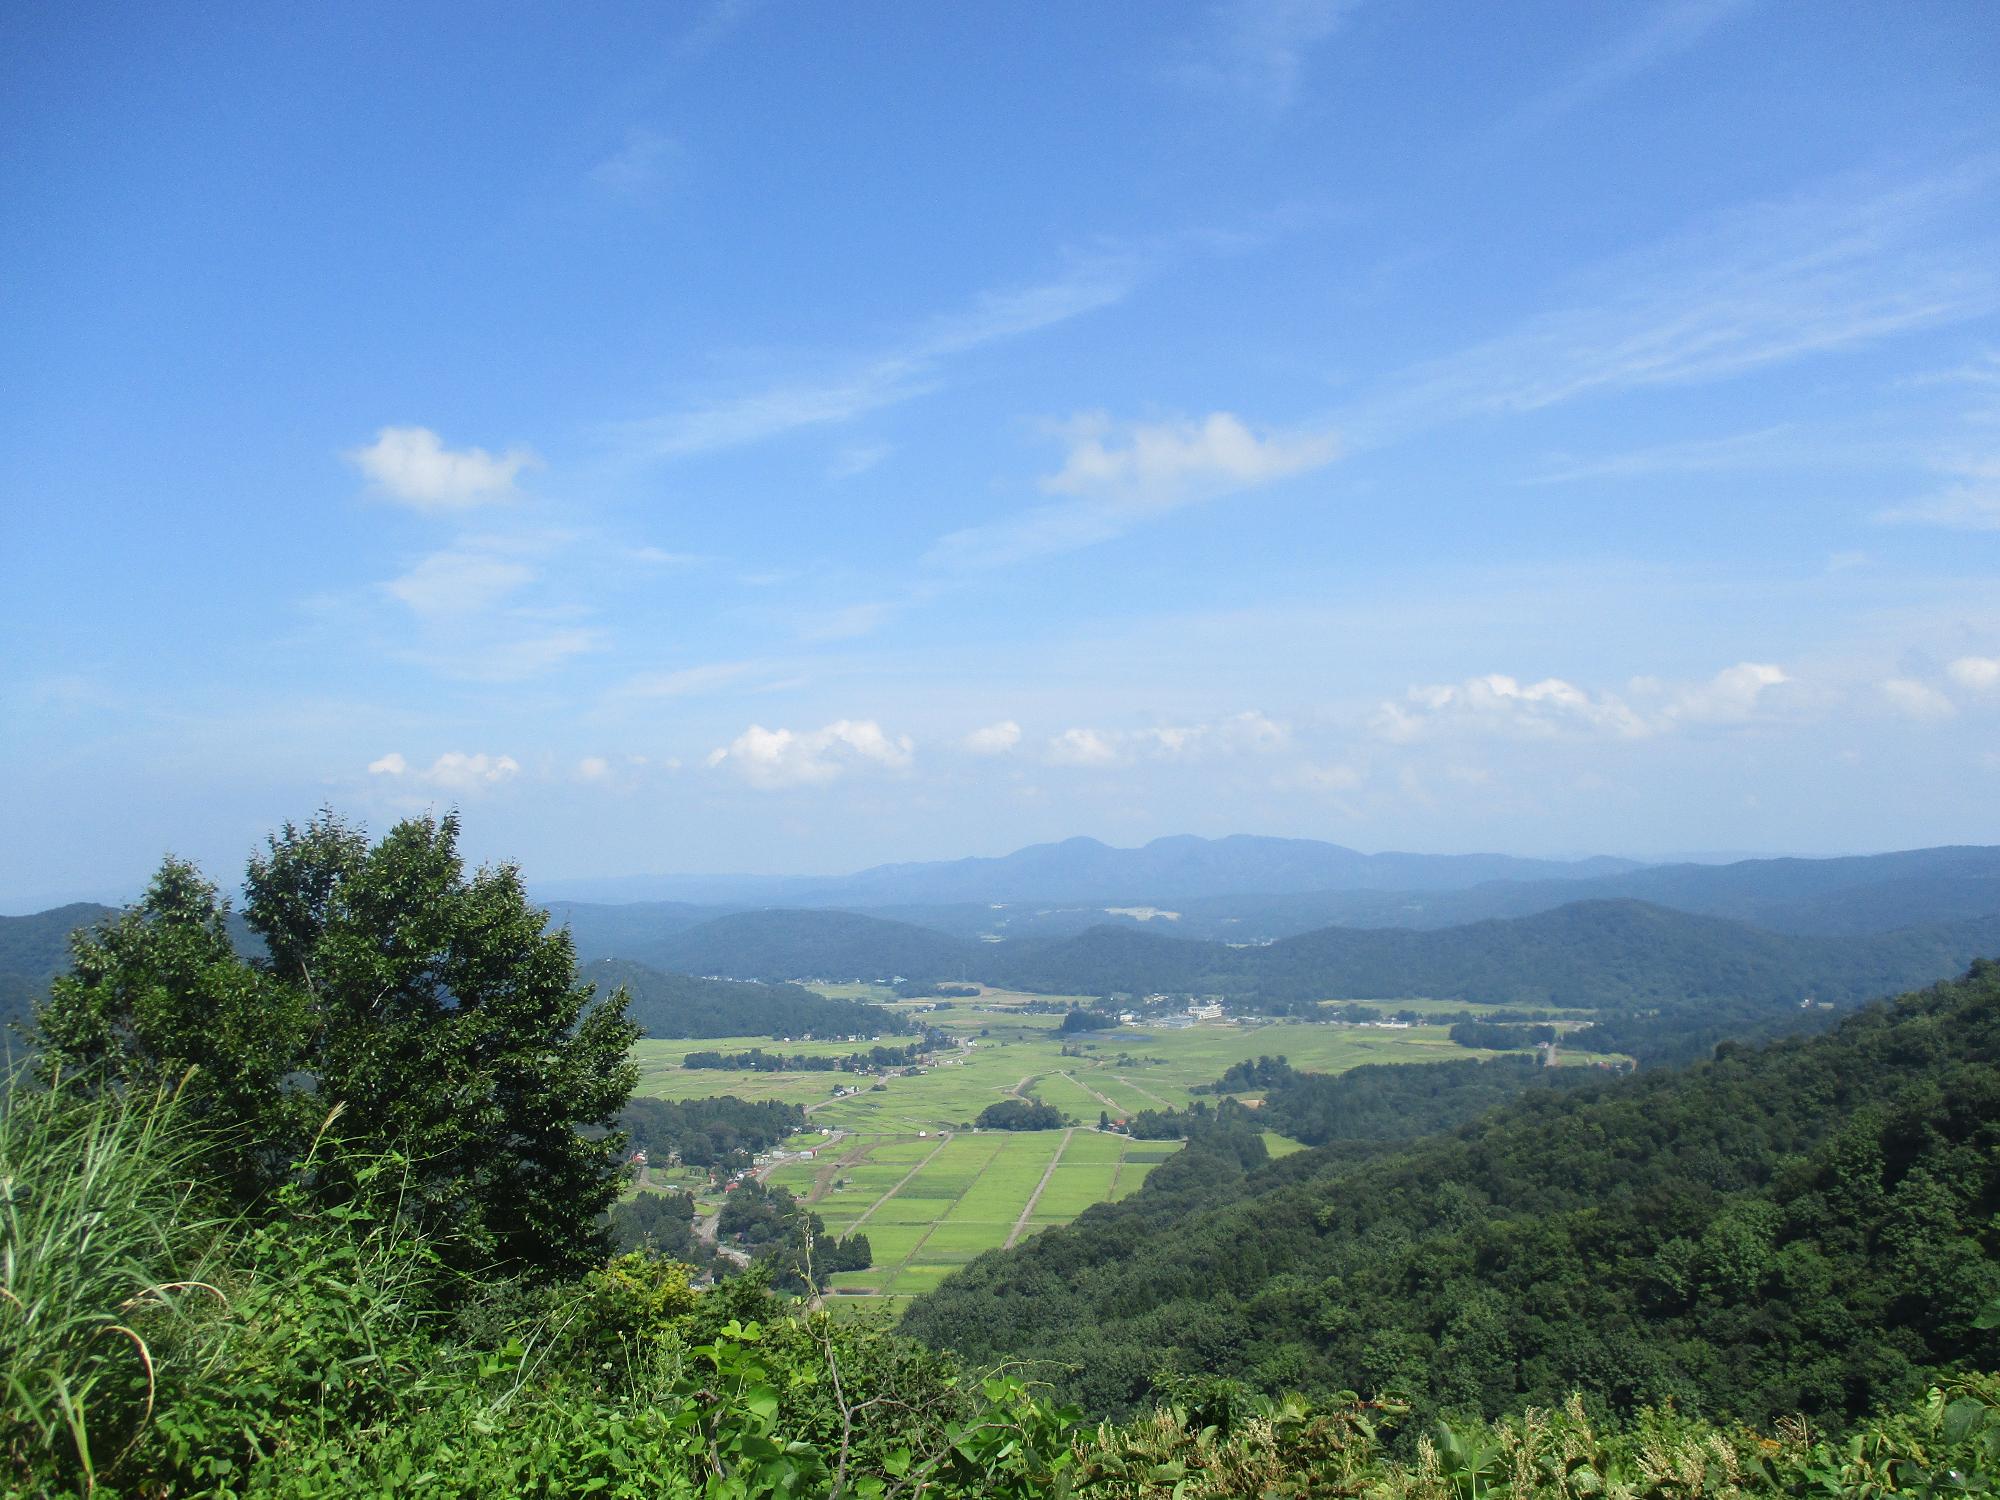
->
590;127;681;199
1497;0;1748;143
1875;452;2000;530
615;258;1138;460
1171;0;1360;108
1348;164;2000;447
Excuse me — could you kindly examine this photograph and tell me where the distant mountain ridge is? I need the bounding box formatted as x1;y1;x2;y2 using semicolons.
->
536;834;1642;907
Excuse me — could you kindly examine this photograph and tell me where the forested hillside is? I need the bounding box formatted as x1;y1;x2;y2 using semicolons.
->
580;958;908;1038
638;907;980;982
904;961;2000;1430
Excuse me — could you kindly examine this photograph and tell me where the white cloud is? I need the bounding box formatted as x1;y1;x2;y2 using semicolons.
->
612;660;766;699
576;756;612;780
1141;711;1290;759
1373;674;1651;743
1372;663;1789;743
1948;656;2000;692
801;601;894;642
462;629;601;681
1043;713;1290;767
1881;677;1957;721
347;426;537;509
590;127;680;199
1658;662;1791;725
829;443;891;479
1500;0;1747;141
1876;453;2000;531
1175;0;1359;107
1044;411;1339;507
929;411;1338;569
1045;727;1122;767
1295;760;1364;791
367;751;521;788
619;259;1135;460
382;550;535;616
1349;165;2000;448
963;720;1022;756
707;720;914;788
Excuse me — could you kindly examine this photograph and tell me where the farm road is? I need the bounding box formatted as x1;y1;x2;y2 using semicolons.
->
1005;1127;1074;1249
846;1132;953;1231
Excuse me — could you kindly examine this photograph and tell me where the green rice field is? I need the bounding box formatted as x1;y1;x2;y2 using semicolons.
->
625;984;1620;1312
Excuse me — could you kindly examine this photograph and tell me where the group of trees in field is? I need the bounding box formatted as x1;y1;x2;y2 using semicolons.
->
976;1098;1066;1131
618;1093;806;1175
678;1041;926;1073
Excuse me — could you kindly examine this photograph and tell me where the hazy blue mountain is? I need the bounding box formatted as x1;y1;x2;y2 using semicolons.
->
545;899;735;964
866;844;2000;944
0;902;119;1034
534;834;1641;907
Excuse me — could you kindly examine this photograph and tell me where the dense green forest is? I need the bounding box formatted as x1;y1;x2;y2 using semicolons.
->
618;1093;806;1172
903;963;2000;1430
581;956;910;1038
641;907;979;984
680;1042;929;1072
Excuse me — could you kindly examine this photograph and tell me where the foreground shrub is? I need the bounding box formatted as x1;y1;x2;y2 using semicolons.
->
0;1072;225;1494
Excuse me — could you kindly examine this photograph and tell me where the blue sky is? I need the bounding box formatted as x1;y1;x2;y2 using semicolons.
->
4;1;1999;908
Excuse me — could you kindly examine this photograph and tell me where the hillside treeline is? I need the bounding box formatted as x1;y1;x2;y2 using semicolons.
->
902;962;2000;1430
581;957;910;1039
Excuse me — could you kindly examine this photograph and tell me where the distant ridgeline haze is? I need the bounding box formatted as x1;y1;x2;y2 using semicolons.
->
9;842;2000;1065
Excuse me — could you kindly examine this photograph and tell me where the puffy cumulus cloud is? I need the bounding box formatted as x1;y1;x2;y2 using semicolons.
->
1141;711;1289;759
1881;677;1958;721
1044;713;1288;767
706;720;913;789
347;426;538;509
1376;663;1792;743
1045;727;1122;767
1655;662;1791;725
1948;656;2000;692
962;720;1022;755
576;756;612;781
1044;411;1339;509
1373;674;1650;743
927;412;1340;569
368;751;522;788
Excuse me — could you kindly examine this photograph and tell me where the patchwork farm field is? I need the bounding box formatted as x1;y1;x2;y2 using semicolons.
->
760;1126;1179;1312
624;983;1616;1311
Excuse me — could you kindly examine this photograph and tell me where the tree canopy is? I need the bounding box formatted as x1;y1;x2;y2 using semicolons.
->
36;810;638;1279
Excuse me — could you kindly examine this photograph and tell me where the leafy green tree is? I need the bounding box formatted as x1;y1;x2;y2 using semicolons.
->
37;810;639;1278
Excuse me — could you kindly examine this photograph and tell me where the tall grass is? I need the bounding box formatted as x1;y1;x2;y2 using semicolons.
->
0;1069;225;1493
